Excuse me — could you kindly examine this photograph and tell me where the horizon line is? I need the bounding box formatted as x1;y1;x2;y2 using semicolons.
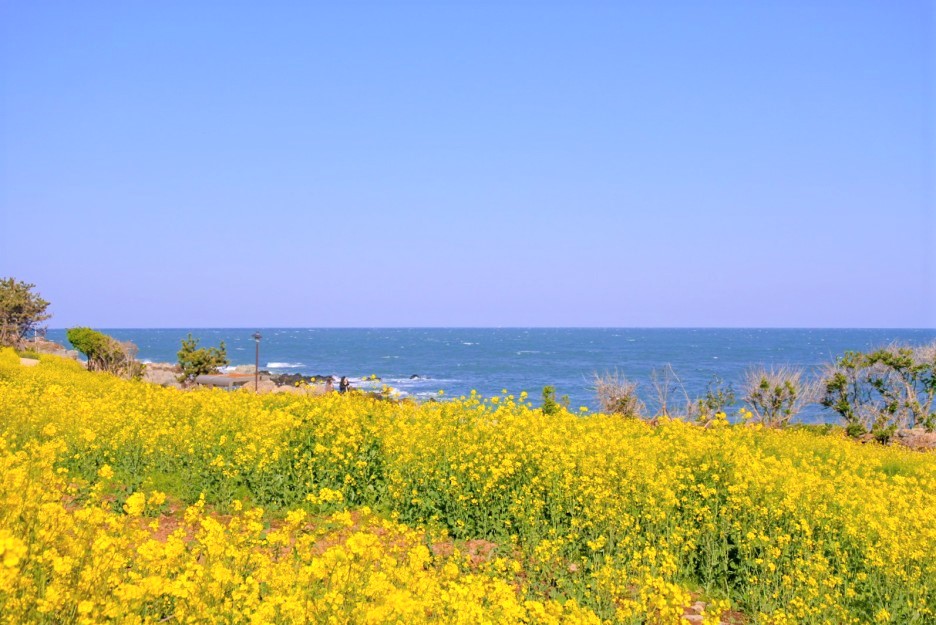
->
43;326;936;331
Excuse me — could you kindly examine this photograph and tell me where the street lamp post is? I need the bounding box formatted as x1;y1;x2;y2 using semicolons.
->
252;332;262;391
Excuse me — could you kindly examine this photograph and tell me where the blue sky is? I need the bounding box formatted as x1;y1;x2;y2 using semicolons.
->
1;1;933;328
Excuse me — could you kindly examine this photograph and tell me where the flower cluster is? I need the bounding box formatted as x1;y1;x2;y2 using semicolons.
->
1;349;934;623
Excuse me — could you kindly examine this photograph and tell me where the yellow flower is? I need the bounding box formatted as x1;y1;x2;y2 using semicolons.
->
0;532;27;568
123;492;147;516
0;348;933;625
442;562;459;580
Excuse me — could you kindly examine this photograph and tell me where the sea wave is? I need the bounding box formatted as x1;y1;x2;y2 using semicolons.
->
383;376;461;386
266;362;304;368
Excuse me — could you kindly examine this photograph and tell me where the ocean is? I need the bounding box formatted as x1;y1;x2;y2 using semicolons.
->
44;328;936;423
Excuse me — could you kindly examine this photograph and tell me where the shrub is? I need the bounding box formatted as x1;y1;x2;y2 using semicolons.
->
592;370;644;418
649;364;691;417
540;386;570;415
66;327;144;379
693;375;736;424
742;366;817;427
177;334;229;384
541;385;561;415
822;342;936;437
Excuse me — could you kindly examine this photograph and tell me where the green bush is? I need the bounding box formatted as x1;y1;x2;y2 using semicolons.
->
540;386;561;415
693;375;736;423
66;327;144;379
742;366;817;427
177;334;229;384
0;277;50;348
822;342;936;437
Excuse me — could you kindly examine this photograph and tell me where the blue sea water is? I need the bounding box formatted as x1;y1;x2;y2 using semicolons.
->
45;328;936;423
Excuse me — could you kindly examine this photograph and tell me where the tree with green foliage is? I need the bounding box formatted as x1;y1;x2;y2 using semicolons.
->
539;386;571;415
66;327;144;379
177;334;229;384
541;386;561;415
742;366;817;427
0;277;51;348
67;327;111;369
822;343;936;440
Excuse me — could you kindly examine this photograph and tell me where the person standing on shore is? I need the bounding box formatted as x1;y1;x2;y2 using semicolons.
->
339;376;350;393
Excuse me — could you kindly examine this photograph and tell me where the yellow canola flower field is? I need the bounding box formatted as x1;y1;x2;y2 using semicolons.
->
1;349;935;624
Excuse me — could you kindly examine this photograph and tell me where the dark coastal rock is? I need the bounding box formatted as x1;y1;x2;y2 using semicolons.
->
269;373;336;386
270;373;309;386
410;374;421;379
365;391;396;402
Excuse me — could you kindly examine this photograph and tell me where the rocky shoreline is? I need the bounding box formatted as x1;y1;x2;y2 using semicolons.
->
25;338;348;395
25;337;81;361
141;362;346;395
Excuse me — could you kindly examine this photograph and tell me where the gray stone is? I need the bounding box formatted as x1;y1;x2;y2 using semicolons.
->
144;368;182;388
896;428;936;450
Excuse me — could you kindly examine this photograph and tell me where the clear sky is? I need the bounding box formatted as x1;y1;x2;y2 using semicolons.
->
1;1;933;328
